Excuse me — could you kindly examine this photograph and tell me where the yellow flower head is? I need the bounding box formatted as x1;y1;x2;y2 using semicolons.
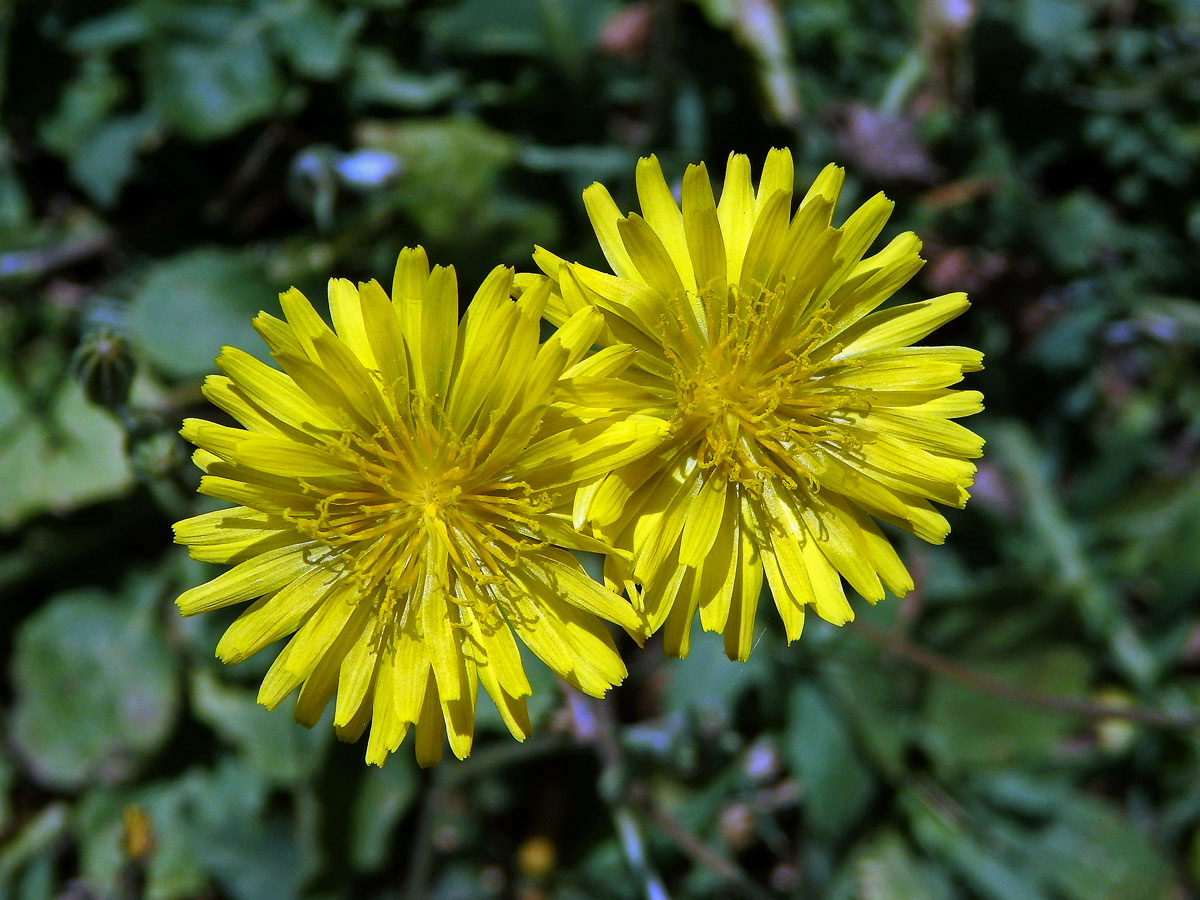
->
533;150;984;661
174;248;660;766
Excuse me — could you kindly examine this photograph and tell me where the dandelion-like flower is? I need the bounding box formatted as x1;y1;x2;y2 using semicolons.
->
174;249;663;765
533;150;984;660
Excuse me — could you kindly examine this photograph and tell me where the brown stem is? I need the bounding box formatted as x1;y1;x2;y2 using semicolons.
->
851;619;1200;730
642;803;776;900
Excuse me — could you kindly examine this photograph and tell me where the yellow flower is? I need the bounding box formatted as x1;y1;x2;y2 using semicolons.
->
532;150;984;660
174;248;664;765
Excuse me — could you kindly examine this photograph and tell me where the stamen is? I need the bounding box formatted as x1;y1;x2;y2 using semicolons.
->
664;277;869;488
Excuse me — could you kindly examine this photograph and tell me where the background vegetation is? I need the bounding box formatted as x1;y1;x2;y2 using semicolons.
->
2;0;1200;897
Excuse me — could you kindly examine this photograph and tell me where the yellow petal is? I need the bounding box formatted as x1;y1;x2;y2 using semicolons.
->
756;147;794;215
446;266;520;431
775;194;842;312
534;547;640;633
636;154;695;289
833;191;895;272
334;607;383;727
460;585;532;698
632;459;701;585
173;506;295;565
252;310;306;359
660;567;700;657
216;346;342;433
514;414;669;488
357;277;410;403
825;292;970;359
717;152;755;285
694;480;740;630
799;162;845;211
278;286;336;361
500;584;626;698
805;451;951;544
842;504;914;598
327;278;377;370
618;213;686;302
785;485;884;605
739;189;791;291
295;600;371;726
365;644;411;765
182;419;356;478
215;563;341;663
397;251;460;400
483;274;543;418
201;376;296;439
176;542;325;615
413;677;446;767
419;547;464;704
759;540;808;640
874;389;985;419
858;408;985;458
311;331;391;424
821;346;984;392
562;343;638;380
723;507;763;661
478;671;531;742
822;232;925;331
391;623;431;726
681;161;727;296
258;585;359;709
678;471;728;566
582;182;643;283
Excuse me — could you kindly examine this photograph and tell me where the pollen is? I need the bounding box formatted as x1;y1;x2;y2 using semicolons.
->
666;279;856;489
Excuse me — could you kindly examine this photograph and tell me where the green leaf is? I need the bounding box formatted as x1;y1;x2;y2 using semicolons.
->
919;646;1090;775
38;56;125;157
0;378;132;530
269;0;364;80
8;589;179;790
189;668;330;785
68;110;158;208
1017;0;1095;58
853;830;954;900
784;682;875;839
354;117;515;243
0;158;32;230
143;29;283;140
349;757;419;872
1034;797;1175;900
349;48;463;110
821;657;910;777
126;248;276;379
0;755;11;834
1041;192;1122;275
901;781;1052;900
76;759;305;900
66;8;150;53
428;0;548;56
663;625;769;729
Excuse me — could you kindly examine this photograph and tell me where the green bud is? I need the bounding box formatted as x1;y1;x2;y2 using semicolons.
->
72;328;136;409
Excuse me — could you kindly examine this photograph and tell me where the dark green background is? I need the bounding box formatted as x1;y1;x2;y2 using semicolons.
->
2;0;1199;898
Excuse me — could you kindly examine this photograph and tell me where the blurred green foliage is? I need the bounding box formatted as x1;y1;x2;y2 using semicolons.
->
2;0;1200;898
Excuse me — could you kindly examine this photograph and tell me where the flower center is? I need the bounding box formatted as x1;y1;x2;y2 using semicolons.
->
665;278;860;489
284;403;551;608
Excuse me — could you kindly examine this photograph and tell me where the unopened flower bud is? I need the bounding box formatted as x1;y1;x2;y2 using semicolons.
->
73;328;135;409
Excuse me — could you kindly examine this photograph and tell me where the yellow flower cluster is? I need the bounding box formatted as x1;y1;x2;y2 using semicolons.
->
175;150;983;765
